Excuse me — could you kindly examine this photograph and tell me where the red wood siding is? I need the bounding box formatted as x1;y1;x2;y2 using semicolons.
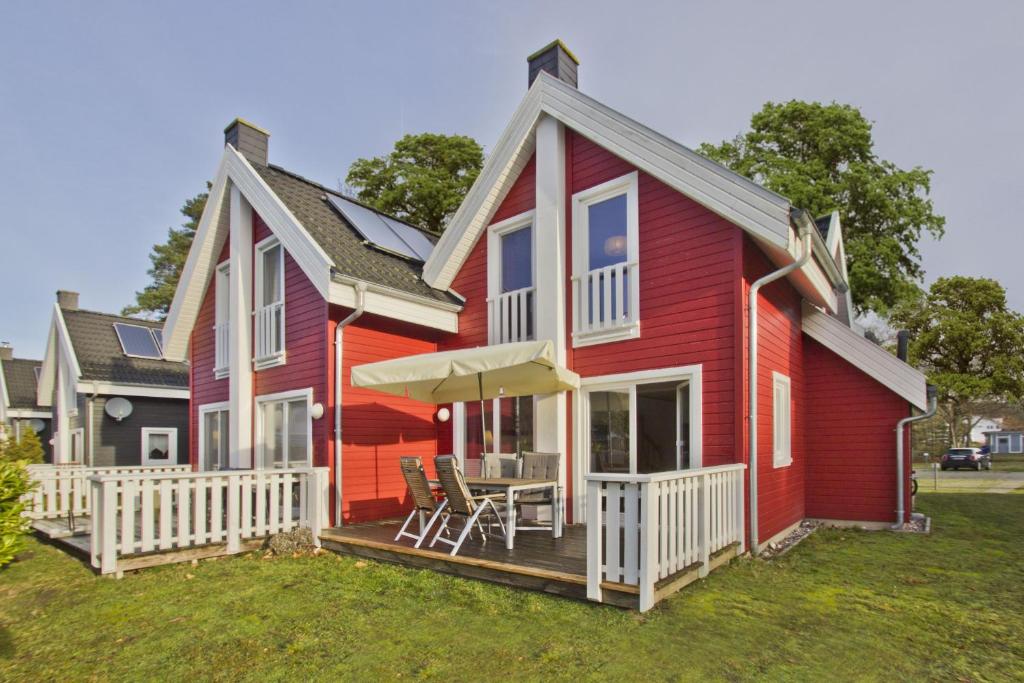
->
338;311;440;523
568;132;743;468
804;337;911;523
742;238;806;541
188;237;231;468
252;214;330;471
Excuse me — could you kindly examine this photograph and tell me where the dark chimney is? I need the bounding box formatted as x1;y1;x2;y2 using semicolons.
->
897;330;911;362
57;290;79;311
0;343;11;362
527;39;579;88
224;118;269;166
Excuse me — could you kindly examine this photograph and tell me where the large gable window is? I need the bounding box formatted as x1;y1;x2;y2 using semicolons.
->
571;172;639;347
487;211;535;344
254;237;285;368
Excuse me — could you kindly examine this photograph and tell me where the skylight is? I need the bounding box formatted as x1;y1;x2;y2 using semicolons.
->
113;323;163;359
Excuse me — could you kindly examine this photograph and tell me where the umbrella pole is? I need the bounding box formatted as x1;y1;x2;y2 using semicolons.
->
478;373;488;456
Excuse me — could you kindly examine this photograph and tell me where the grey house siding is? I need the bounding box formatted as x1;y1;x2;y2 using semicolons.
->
987;431;1024;454
89;396;189;467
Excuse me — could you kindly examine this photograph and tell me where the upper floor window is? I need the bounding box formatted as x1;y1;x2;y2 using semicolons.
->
487;211;535;344
772;372;792;468
571;171;640;347
214;262;230;378
254;237;285;368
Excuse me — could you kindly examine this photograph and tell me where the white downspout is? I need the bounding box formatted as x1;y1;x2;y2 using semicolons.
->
894;386;937;528
748;223;813;556
334;282;367;527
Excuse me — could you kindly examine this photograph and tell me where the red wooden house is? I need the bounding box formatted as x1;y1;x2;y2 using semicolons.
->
162;42;927;593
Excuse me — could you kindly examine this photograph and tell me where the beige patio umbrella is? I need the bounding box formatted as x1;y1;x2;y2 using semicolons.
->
351;339;579;453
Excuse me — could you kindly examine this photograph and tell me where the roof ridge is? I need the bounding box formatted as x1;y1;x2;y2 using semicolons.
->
64;308;164;326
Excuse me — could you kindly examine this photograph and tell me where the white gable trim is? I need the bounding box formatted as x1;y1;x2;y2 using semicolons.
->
36;305;81;407
76;382;189;400
424;72;796;291
0;359;9;419
802;301;927;410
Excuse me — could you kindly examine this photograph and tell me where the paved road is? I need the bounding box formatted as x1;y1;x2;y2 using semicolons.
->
915;467;1024;494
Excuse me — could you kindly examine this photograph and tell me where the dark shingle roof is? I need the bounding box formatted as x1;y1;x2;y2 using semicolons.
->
2;358;44;410
254;164;459;305
815;214;832;242
62;309;188;388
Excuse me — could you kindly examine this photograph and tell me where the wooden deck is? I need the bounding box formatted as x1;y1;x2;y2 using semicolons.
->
322;521;648;608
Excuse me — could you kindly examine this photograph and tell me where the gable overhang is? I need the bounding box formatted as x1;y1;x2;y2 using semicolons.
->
163;147;459;362
76;381;189;400
424;73;848;302
36;304;81;407
802;301;927;410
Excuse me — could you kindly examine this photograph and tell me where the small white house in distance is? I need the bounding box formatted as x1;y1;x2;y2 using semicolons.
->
971;416;1002;444
984;430;1024;454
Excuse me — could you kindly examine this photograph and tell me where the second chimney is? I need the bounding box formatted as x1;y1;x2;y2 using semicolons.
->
527;39;579;89
224;118;269;166
0;343;12;362
897;330;911;362
57;290;79;311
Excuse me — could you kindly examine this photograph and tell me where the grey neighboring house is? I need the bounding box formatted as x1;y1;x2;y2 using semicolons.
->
36;290;189;466
984;430;1024;454
0;344;52;460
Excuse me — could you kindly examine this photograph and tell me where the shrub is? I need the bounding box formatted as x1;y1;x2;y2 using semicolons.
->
0;424;44;464
0;460;32;567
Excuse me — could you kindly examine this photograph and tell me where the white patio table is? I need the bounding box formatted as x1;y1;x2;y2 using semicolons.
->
463;476;562;550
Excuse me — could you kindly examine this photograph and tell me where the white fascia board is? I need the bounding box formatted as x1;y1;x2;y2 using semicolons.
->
163;153;231;361
8;409;51;419
163;146;336;362
802;301;927;410
0;359;8;415
76;382;190;400
753;233;839;313
328;280;459;333
37;305;81;406
424;72;794;291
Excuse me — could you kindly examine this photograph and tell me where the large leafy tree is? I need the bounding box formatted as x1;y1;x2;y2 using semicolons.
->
890;276;1024;446
124;188;209;319
699;101;945;315
346;133;484;235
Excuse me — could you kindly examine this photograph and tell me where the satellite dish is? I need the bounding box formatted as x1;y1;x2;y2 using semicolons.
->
105;397;134;422
27;419;46;433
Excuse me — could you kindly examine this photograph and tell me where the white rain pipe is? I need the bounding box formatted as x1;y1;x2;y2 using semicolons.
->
893;385;937;528
334;282;367;527
748;222;813;556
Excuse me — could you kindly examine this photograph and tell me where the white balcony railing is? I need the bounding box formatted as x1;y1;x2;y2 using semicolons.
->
487;286;535;344
586;463;746;611
254;301;284;362
572;261;639;339
24;464;191;520
214;321;230;375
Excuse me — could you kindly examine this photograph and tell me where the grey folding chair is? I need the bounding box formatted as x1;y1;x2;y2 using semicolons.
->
481;452;519;478
515;451;560;530
429;455;507;556
395;457;448;548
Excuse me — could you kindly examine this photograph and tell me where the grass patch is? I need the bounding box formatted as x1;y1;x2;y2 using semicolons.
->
2;493;1022;681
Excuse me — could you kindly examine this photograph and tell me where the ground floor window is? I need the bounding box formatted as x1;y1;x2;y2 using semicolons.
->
462;395;535;459
256;390;311;469
141;427;178;466
581;366;701;476
69;427;85;463
199;403;229;471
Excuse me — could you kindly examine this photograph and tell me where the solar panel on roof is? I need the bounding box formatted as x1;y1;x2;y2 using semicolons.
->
113;323;162;359
326;194;434;262
152;329;164;351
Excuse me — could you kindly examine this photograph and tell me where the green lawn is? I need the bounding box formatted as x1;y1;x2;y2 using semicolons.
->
2;492;1022;681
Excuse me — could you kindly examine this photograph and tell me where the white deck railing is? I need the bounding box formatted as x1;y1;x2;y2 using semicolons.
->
586;463;746;611
89;467;329;575
24;464;191;520
255;301;284;361
487;286;534;344
214;321;230;374
572;261;638;336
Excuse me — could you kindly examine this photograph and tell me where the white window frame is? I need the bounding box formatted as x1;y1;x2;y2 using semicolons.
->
571;171;640;347
141;427;178;467
255;388;313;470
198;401;230;471
486;210;536;344
772;372;792;468
213;261;230;379
254;235;286;370
69;427;85;463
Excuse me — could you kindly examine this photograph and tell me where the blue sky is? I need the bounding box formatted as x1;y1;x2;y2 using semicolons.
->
2;1;1022;359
